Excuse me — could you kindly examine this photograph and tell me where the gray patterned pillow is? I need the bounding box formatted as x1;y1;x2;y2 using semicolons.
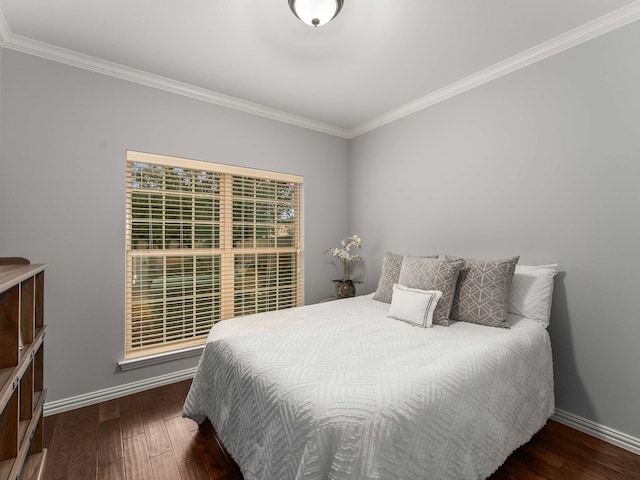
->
446;255;520;328
397;256;463;326
373;252;405;303
373;252;438;303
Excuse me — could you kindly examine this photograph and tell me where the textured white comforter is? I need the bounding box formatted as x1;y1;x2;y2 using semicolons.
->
183;295;554;480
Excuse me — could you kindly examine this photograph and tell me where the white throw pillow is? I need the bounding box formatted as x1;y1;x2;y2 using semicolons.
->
387;284;443;328
508;264;558;327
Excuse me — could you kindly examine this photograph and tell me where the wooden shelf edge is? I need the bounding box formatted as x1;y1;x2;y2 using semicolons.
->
21;449;47;480
0;329;46;414
0;457;16;480
33;391;43;411
18;420;29;446
0;369;17;414
8;389;46;480
15;329;46;381
0;265;47;293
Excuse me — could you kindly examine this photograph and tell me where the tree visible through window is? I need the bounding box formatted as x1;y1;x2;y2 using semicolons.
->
125;151;303;359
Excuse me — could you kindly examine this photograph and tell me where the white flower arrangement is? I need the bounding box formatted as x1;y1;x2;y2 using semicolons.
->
324;234;362;282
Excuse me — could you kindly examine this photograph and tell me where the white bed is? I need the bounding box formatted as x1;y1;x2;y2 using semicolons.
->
183;293;554;480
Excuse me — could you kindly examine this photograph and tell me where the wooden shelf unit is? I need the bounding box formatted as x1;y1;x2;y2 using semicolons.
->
0;259;47;480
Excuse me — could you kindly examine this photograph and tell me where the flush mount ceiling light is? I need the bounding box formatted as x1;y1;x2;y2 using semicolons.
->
288;0;344;27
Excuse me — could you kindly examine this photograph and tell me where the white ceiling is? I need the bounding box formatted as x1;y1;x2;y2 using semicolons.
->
0;0;638;137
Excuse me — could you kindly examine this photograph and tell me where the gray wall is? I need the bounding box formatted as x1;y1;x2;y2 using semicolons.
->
0;46;2;172
349;21;640;438
0;49;349;402
2;20;639;441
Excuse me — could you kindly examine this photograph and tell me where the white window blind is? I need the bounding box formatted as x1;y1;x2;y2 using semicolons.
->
125;151;304;359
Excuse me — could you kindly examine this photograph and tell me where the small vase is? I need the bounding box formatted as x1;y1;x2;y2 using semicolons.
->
335;281;356;299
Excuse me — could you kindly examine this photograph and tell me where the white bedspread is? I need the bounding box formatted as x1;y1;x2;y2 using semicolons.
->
183;294;554;480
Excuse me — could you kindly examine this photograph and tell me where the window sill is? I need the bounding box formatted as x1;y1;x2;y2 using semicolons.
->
118;345;204;371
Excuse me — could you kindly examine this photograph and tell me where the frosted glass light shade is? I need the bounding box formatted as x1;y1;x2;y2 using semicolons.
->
288;0;344;27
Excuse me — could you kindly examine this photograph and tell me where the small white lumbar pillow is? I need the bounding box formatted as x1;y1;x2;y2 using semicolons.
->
508;264;559;327
387;283;443;328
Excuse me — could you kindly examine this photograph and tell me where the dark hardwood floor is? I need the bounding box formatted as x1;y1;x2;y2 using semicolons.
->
42;380;640;480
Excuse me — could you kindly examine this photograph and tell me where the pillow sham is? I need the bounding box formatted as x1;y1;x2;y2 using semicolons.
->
397;256;463;326
446;255;519;328
508;264;558;327
387;284;443;328
373;252;405;303
373;252;437;304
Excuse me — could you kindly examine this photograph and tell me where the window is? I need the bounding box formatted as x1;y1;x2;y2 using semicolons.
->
125;151;303;359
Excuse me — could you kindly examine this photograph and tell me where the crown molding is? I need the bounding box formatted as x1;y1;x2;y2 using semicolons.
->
348;1;640;138
0;8;10;45
1;3;638;140
0;29;351;139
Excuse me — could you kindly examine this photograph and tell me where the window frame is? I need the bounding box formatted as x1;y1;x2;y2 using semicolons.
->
124;151;304;360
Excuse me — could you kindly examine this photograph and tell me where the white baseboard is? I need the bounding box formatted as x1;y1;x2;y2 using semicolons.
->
44;374;640;457
43;367;196;416
552;409;640;455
